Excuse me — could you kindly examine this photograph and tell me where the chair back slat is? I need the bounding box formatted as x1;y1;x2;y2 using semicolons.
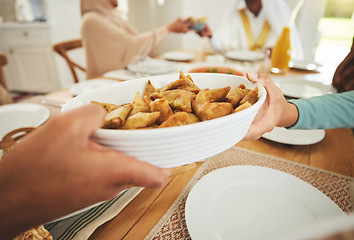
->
53;39;85;83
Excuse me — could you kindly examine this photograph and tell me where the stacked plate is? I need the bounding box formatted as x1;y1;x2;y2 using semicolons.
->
69;79;118;96
225;50;266;62
127;58;177;75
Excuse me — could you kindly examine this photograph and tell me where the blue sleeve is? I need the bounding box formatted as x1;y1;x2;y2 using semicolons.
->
287;91;354;130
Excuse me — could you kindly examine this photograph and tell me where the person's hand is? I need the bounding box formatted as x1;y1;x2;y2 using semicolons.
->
196;24;212;38
167;18;193;33
242;72;299;140
0;104;170;239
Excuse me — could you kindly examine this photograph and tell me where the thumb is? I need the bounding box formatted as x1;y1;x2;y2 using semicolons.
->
246;72;259;83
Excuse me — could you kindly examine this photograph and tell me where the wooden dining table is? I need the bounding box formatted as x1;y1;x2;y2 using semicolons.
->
23;50;354;239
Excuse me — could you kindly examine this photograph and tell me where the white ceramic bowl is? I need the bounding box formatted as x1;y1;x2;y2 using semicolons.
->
62;73;266;168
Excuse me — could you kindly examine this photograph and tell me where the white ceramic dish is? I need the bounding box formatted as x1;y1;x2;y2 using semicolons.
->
225;50;266;62
62;73;266;168
273;77;337;98
262;127;325;145
0;103;50;140
69;79;118;96
289;60;321;71
185;165;345;240
127;58;177;75
163;51;195;62
278;213;354;240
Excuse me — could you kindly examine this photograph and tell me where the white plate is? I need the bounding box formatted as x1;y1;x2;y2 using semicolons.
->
69;79;118;96
127;58;177;75
273;77;337;98
290;60;321;71
262;127;325;145
279;213;354;240
185;165;345;240
163;51;195;62
224;50;266;62
0;103;50;140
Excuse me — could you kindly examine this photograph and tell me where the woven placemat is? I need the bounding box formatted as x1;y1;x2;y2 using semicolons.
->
145;146;354;240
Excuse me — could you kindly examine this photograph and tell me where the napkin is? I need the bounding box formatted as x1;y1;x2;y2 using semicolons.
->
45;187;142;240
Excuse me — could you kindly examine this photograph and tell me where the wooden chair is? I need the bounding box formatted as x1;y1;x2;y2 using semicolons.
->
0;54;8;90
53;39;86;83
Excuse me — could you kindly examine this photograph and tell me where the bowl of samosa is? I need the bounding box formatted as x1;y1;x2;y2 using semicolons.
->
62;72;266;168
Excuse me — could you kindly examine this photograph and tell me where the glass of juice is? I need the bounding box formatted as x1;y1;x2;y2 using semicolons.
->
270;27;291;74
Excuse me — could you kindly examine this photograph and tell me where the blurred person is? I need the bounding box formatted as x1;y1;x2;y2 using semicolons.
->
81;0;194;78
242;72;354;140
0;53;12;105
204;0;303;59
332;37;354;92
0;104;170;239
0;84;12;105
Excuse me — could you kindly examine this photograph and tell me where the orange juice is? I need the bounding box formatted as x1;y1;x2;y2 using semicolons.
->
271;27;291;74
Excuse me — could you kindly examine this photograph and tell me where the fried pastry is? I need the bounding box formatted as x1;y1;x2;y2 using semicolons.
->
204;86;231;102
91;101;120;113
239;87;259;105
195;90;209;104
226;84;250;107
129;91;150;116
159;111;190;128
192;101;233;121
103;103;133;129
234;101;252;112
159;111;200;128
150;99;174;124
121;112;160;129
13;225;52;240
151;89;196;113
95;71;259;130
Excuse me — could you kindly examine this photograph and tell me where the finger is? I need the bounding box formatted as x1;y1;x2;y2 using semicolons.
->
106;152;171;189
246;72;260;83
243;120;274;141
63;104;106;138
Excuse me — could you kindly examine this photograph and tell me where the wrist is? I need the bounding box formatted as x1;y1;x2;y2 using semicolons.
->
277;102;299;128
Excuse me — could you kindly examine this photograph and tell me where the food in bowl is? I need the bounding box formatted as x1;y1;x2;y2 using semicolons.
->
62;72;266;168
93;72;258;130
188;66;243;76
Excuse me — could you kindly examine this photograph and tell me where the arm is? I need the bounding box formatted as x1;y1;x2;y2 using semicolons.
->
243;73;354;140
0;104;170;239
288;91;354;130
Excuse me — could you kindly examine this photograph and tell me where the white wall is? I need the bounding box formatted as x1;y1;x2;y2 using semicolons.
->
285;0;328;62
46;0;85;88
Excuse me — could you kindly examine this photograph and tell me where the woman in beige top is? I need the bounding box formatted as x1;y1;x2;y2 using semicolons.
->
81;0;194;78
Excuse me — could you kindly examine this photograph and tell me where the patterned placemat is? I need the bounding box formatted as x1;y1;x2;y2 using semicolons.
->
145;146;354;240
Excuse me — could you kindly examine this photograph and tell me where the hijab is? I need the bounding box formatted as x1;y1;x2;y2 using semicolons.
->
81;0;137;35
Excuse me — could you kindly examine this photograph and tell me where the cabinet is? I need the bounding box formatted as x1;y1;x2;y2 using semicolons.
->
0;22;60;93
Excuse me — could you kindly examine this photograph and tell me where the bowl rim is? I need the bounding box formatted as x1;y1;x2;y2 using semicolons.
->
62;73;266;136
